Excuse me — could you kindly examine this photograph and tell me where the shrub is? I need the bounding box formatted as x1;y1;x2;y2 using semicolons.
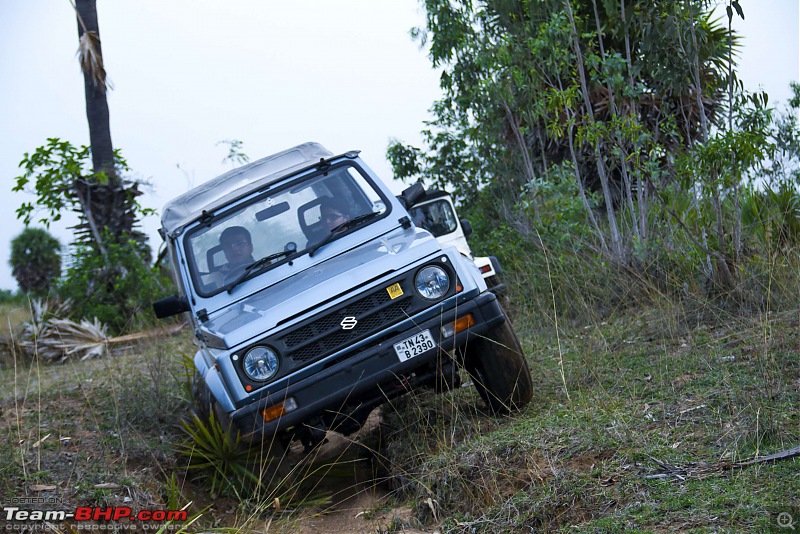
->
58;233;172;333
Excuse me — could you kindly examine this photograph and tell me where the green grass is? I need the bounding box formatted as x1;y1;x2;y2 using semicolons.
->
0;328;196;520
377;307;800;532
1;295;799;532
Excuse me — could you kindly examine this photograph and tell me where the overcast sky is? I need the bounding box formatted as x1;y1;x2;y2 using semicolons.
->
0;1;798;291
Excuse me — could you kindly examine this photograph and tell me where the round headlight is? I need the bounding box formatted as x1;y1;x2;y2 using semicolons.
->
415;265;450;300
243;346;279;381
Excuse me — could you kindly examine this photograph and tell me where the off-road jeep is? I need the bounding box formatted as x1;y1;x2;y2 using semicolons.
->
408;189;505;294
153;142;532;452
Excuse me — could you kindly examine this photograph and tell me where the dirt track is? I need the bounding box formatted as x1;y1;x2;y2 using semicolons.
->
277;424;429;533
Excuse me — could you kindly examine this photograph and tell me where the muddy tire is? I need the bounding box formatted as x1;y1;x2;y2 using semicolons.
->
191;372;236;432
485;275;512;318
464;321;532;414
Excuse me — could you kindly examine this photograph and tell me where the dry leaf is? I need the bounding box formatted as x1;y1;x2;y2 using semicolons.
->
30;485;57;492
32;434;51;448
93;483;122;490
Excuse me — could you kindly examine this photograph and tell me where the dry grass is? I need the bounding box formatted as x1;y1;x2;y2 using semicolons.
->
2;280;799;532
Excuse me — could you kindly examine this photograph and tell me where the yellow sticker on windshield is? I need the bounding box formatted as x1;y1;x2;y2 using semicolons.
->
386;283;404;300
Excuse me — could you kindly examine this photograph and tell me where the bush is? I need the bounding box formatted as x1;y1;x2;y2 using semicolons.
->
58;234;172;333
459;174;626;325
0;290;22;304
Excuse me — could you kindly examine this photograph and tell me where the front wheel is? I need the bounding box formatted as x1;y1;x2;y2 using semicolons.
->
464;321;532;414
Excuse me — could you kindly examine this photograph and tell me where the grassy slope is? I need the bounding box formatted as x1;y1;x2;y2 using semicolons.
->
1;302;798;532
0;332;196;520
379;306;800;532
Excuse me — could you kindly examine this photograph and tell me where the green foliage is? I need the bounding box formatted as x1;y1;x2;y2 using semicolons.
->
13;139;95;227
58;233;171;333
678;91;773;192
216;139;250;168
12;138;151;227
390;0;734;198
12;138;165;332
741;183;800;250
461;174;622;322
757;82;800;187
177;413;260;499
9;228;61;295
0;290;21;304
13;137;155;252
392;0;800;308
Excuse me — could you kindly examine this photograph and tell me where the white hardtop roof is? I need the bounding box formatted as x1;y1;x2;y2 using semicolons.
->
161;142;341;237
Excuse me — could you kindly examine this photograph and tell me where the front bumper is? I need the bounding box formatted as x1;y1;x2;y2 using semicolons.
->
229;290;506;441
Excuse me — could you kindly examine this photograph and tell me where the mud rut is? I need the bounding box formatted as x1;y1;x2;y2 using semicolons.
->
268;412;427;533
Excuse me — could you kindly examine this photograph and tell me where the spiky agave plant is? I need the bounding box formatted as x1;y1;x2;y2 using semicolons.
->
177;412;261;499
176;411;345;516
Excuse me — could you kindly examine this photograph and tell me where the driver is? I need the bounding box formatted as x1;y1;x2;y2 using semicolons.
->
219;226;255;271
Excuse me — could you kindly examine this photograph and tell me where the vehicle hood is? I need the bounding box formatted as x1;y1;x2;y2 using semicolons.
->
436;232;472;259
198;227;440;349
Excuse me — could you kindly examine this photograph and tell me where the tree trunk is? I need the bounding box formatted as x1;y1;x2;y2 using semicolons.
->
74;0;144;247
501;97;541;224
75;0;116;182
591;0;640;243
565;0;624;261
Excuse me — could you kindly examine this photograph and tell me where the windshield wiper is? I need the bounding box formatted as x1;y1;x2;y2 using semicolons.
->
308;212;381;257
225;249;296;293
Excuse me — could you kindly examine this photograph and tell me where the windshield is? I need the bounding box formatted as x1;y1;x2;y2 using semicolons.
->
409;199;457;238
184;163;389;296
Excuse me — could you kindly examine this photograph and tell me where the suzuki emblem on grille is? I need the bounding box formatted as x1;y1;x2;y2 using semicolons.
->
341;316;358;330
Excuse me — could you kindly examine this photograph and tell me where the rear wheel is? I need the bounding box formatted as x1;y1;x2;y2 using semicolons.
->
464;321;532;414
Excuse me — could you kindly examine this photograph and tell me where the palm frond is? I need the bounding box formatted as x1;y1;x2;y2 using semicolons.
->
14;299;185;362
47;317;108;360
77;30;112;91
19;316;108;362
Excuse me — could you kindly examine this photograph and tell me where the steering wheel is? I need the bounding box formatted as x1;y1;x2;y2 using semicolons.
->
222;265;247;285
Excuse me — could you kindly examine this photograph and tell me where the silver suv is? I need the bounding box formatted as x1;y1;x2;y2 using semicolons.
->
153;142;531;453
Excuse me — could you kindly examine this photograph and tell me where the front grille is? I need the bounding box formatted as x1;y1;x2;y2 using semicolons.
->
285;290;390;348
282;283;416;362
231;259;458;392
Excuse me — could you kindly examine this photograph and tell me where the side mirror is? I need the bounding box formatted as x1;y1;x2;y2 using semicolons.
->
152;295;190;319
398;182;426;209
460;218;473;238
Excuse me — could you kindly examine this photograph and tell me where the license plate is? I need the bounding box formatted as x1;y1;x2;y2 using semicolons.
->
394;330;436;362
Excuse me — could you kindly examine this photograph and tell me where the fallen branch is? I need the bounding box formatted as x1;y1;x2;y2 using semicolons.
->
645;445;800;482
733;445;800;467
18;320;186;363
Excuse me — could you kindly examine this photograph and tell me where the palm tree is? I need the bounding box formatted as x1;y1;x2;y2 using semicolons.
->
75;0;114;179
72;0;145;248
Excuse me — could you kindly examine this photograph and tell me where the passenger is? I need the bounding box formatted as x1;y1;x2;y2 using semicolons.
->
320;197;352;231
